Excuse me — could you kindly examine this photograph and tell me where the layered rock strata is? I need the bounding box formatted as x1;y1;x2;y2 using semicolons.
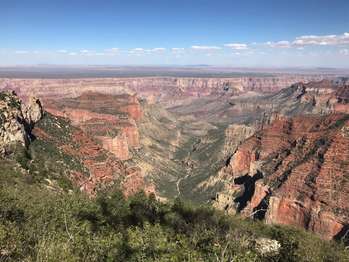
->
0;75;328;105
214;114;349;240
44;92;141;160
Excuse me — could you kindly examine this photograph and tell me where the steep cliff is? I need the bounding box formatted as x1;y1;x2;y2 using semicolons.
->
0;91;152;197
44;92;142;160
30;111;154;197
213;114;349;240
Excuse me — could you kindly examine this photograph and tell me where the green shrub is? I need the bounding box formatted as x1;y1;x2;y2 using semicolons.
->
0;168;348;261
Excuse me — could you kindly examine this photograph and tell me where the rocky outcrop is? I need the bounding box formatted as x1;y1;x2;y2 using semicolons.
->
96;133;130;161
22;96;43;128
44;92;142;160
214;114;349;240
0;91;42;153
121;120;140;148
33;113;153;197
223;124;255;157
0;89;151;198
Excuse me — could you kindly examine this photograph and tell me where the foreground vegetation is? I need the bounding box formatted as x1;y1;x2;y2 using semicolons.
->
0;160;348;262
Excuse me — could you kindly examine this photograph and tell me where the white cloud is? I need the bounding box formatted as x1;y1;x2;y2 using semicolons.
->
68;52;77;56
259;32;349;50
128;48;145;55
191;45;221;50
15;50;29;54
293;32;349;46
150;47;166;52
80;49;90;53
129;47;166;54
340;49;349;55
57;49;68;53
224;43;248;50
172;48;184;51
265;40;291;48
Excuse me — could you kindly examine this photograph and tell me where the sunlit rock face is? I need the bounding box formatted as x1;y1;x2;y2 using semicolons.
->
33;120;152;197
214;113;349;240
96;133;130;161
0;91;43;153
43;92;142;161
7;89;153;198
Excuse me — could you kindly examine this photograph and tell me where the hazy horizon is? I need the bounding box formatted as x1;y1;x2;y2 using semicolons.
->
0;64;349;79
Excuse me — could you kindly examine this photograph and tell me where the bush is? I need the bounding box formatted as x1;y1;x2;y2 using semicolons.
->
0;168;348;261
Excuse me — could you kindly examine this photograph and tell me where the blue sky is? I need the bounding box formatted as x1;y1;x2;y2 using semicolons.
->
1;0;349;67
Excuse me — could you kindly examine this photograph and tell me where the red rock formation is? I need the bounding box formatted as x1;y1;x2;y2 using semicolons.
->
124;94;143;120
33;120;152;197
47;108;119;125
96;133;130;161
121;121;140;148
43;92;142;160
216;114;349;240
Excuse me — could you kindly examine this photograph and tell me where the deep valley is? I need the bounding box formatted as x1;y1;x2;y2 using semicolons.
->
1;72;349;260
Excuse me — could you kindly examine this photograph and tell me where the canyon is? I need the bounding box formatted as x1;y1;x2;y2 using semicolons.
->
0;75;329;104
0;74;348;241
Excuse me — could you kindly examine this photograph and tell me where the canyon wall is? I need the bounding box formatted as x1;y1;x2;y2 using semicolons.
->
209;81;349;240
213;114;349;240
2;76;348;240
0;75;330;104
44;92;142;161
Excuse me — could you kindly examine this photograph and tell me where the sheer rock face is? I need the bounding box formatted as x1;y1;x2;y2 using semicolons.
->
222;124;255;158
32;92;153;197
33;116;153;197
44;92;141;160
214;114;349;239
22;96;43;127
96;133;130;161
0;91;42;152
